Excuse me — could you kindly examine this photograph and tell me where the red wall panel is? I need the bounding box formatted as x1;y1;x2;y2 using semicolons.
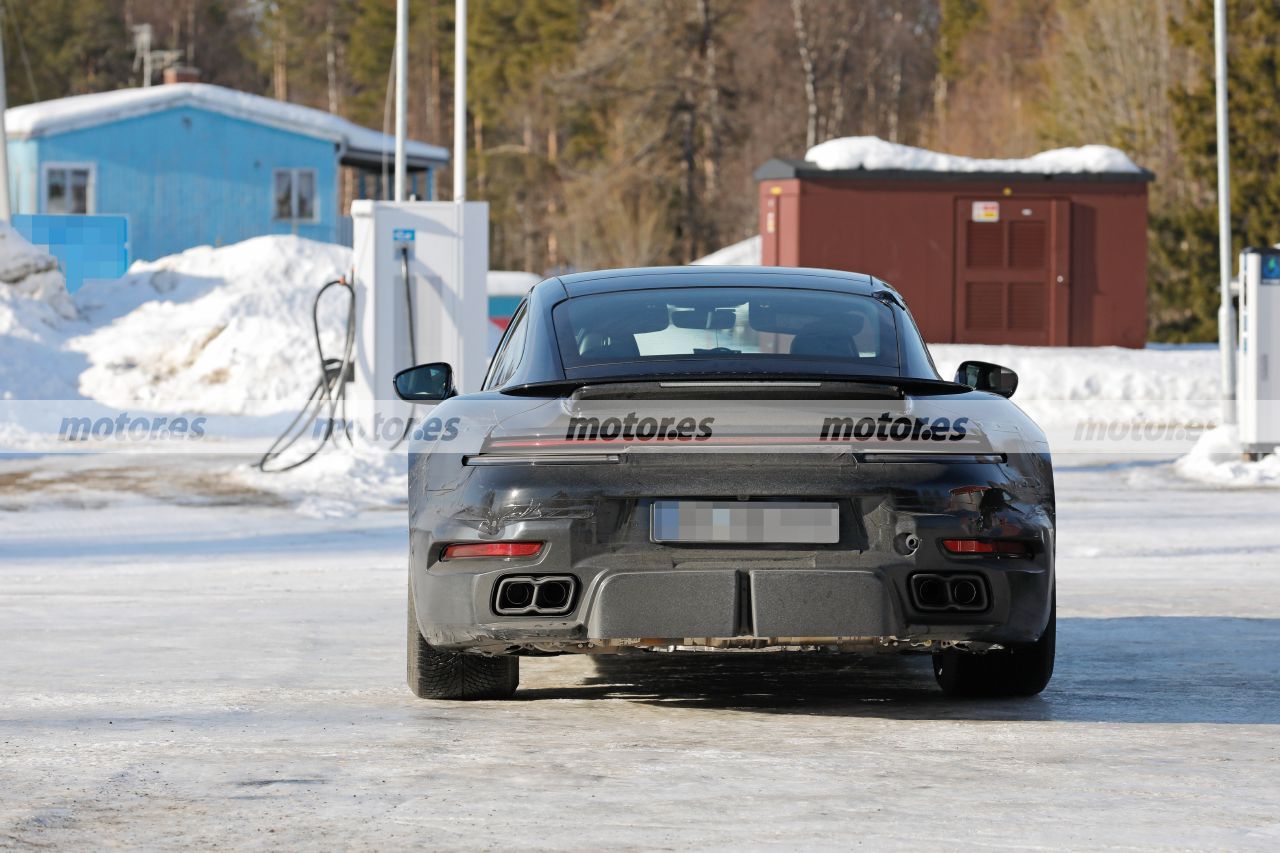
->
757;176;1149;347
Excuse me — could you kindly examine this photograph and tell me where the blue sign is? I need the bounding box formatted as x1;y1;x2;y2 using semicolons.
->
12;215;130;293
1263;253;1280;283
392;228;416;243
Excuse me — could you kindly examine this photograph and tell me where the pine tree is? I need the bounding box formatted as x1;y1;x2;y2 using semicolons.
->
470;0;586;270
2;0;132;107
1154;0;1280;341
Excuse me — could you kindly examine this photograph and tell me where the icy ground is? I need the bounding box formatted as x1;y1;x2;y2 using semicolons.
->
1;452;1278;849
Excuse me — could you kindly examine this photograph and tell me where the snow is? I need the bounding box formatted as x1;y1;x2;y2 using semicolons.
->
2;453;1279;847
0;226;1252;517
1176;425;1280;487
487;270;542;296
1;234;353;414
70;236;354;415
691;235;763;266
0;220;61;286
1;226;1216;418
805;135;1143;175
234;445;408;518
5;83;449;164
0;225;80;399
928;344;1219;402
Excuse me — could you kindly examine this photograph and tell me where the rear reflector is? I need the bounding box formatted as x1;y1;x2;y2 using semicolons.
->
443;542;543;559
942;539;1030;557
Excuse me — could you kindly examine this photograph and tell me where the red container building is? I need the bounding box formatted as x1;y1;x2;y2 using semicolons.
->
754;158;1153;347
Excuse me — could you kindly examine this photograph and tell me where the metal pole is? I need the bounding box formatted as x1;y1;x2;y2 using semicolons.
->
143;27;153;87
453;0;467;202
0;2;11;222
1215;0;1237;425
393;0;408;201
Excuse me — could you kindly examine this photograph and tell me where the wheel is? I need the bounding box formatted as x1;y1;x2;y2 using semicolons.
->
407;581;519;700
932;593;1055;698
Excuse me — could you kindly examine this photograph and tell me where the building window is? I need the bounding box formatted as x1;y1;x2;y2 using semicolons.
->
43;164;95;214
273;169;318;221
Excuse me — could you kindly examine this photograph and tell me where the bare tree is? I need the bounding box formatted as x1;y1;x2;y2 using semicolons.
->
1044;0;1186;206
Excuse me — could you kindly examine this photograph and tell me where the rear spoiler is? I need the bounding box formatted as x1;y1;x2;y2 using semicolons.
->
503;375;968;399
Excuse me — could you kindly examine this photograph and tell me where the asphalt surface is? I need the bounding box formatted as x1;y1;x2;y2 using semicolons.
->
2;455;1279;849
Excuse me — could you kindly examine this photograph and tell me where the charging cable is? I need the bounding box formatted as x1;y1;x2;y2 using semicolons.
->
256;277;356;472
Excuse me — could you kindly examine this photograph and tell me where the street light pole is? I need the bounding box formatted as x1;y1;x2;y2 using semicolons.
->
453;0;467;202
0;2;12;222
1214;0;1236;425
393;0;408;201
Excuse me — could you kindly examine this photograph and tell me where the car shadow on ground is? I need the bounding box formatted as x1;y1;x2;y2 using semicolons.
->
514;617;1280;724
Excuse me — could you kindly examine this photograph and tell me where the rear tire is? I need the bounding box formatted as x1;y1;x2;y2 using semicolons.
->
407;582;519;700
932;593;1055;698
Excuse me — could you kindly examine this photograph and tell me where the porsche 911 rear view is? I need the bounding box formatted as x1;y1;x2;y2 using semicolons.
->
395;267;1055;701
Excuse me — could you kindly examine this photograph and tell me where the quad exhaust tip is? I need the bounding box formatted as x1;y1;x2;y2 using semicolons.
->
910;573;989;612
494;575;579;616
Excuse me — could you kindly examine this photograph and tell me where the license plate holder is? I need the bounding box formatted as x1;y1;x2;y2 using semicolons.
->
651;500;840;544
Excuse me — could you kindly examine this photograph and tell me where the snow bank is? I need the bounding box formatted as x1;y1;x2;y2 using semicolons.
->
1;232;354;410
930;343;1220;431
68;236;353;415
928;344;1218;403
1;223;62;291
488;270;542;295
0;222;74;319
805;136;1142;175
233;444;408;517
0;225;84;400
691;235;763;266
1175;425;1280;488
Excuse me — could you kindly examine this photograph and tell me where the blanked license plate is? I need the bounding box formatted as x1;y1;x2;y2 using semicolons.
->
651;500;840;544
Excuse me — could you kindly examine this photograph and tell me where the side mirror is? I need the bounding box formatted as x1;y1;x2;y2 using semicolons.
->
394;363;453;402
955;360;1018;398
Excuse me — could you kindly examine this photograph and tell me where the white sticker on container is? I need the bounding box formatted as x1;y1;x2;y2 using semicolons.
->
972;201;1000;223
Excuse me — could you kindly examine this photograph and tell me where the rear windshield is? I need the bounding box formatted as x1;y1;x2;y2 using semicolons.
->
553;286;901;373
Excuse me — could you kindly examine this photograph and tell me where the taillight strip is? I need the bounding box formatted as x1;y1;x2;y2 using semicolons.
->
942;539;1031;557
463;454;622;466
859;453;1005;464
443;542;544;559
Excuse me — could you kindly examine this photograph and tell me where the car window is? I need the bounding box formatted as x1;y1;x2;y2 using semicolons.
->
484;303;529;389
552;286;901;372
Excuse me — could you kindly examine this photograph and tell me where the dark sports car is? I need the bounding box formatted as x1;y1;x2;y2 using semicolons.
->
394;267;1056;700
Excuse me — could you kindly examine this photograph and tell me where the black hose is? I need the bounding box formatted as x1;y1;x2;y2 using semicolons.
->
402;246;416;366
256;278;357;473
386;247;417;452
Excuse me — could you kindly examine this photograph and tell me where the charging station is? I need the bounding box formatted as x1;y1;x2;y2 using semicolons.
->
1237;247;1280;456
257;0;491;469
348;200;489;440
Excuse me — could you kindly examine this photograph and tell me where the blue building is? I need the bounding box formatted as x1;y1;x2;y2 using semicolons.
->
4;83;449;261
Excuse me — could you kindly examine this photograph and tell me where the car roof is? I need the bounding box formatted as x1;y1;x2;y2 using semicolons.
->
546;266;883;298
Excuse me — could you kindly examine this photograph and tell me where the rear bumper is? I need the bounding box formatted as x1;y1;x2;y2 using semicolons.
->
409;452;1055;653
411;512;1054;653
416;561;1052;653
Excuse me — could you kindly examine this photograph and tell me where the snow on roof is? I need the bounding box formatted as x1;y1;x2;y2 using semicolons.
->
804;136;1142;175
4;83;449;165
691;235;762;266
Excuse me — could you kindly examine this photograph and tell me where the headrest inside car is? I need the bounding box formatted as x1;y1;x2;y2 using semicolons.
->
671;307;739;330
750;300;866;336
573;298;670;334
627;300;672;333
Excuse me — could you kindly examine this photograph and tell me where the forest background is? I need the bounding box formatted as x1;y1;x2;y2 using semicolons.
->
5;0;1271;341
